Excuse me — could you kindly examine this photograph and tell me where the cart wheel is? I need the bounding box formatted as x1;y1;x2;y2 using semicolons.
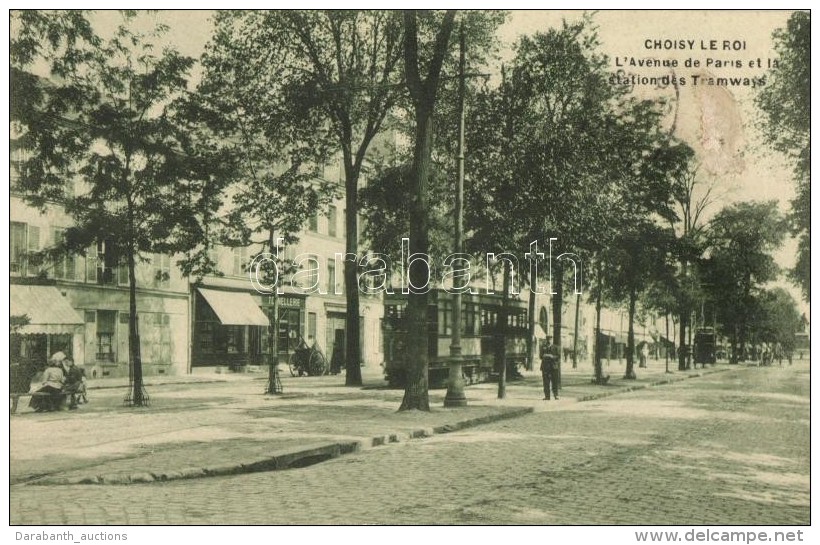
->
288;352;299;377
308;350;327;376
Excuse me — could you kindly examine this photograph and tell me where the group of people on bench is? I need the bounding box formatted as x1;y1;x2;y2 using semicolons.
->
29;351;87;412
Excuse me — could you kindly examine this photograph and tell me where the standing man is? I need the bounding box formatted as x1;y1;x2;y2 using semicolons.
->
540;337;560;400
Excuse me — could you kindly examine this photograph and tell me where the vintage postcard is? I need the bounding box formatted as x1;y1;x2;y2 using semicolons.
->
7;8;810;536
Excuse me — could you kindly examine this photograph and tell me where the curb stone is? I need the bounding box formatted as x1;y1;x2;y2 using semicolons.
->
576;367;730;402
30;408;533;486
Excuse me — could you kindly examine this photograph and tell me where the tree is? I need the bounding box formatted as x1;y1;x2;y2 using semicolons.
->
359;162;453;275
11;12;225;406
703;201;788;362
753;288;803;356
604;224;676;379
399;9;458;411
507;19;641;382
757;11;810;301
204;11;405;386
194;23;338;394
666;161;717;370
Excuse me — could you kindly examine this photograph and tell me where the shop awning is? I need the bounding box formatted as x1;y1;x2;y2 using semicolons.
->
197;288;270;327
10;285;83;335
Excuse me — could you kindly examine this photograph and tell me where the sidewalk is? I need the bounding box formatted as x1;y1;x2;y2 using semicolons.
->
10;358;730;486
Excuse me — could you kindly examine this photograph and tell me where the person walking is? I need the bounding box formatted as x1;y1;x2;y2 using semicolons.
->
540;338;560;400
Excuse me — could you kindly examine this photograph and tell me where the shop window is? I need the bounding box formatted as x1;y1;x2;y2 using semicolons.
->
226;325;244;354
199;322;215;354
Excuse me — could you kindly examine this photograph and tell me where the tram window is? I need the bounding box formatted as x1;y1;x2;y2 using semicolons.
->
463;303;479;336
439;301;452;336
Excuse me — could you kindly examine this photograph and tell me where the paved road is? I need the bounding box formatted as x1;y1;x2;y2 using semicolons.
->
10;362;809;525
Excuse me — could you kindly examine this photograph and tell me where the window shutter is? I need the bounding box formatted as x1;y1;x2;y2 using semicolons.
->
27;225;39;252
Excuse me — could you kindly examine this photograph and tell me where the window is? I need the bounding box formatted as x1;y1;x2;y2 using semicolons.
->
226;325;244;354
327;205;337;237
309;213;318;232
96;310;117;362
152;253;171;288
96;240;117;286
118;261;129;285
51;228;75;280
232;246;249;276
10;222;40;276
10;222;27;275
199;322;215;354
463;302;479;336
327;259;336;293
10;147;30;186
308;312;317;341
85;244;98;283
207;245;221;273
307;255;319;289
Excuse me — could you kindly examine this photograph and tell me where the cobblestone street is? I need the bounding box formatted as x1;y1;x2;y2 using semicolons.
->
10;362;809;525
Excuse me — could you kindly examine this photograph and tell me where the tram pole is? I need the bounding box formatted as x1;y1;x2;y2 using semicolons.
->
444;24;468;408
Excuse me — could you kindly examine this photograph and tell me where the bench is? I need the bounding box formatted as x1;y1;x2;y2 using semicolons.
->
10;391;60;414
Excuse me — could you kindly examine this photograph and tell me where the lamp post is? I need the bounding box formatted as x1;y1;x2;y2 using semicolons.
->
444;25;468;408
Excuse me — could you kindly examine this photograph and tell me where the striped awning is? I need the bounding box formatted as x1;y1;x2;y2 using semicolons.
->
10;285;83;335
197;288;270;327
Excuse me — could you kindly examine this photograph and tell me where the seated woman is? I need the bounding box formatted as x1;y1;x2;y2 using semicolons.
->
29;353;66;412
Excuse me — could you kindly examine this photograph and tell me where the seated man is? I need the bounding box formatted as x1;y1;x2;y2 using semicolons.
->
60;358;85;410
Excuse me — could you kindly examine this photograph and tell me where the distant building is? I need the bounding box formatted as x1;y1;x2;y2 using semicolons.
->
10;152;385;378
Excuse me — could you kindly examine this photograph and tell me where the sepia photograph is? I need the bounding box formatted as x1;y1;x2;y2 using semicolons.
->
6;6;811;534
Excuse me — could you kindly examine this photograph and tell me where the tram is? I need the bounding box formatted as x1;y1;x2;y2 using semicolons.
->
382;289;530;388
693;327;717;365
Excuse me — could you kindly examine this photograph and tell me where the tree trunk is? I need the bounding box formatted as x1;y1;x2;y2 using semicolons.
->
665;313;670;373
552;259;563;388
593;260;604;384
497;260;511;399
687;310;694;368
399;104;433;411
624;288;637;379
572;292;581;369
127;243;147;406
344;159;363;386
678;312;687;371
526;265;536;371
